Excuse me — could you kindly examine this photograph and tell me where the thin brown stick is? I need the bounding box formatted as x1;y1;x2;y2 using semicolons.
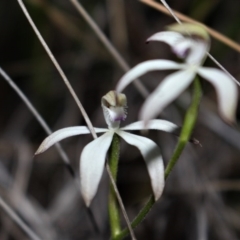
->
140;0;240;53
0;67;72;168
106;0;128;54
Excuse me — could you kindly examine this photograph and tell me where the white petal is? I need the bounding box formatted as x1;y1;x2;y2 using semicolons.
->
147;31;184;47
172;38;193;58
140;70;195;121
147;31;209;65
198;67;238;123
80;131;114;206
121;119;178;132
116;60;182;92
186;40;209;65
117;131;164;201
102;105;126;129
148;32;194;60
35;126;107;154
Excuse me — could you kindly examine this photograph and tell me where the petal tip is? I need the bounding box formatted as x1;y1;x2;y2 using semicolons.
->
81;190;92;207
81;184;93;208
146;35;159;44
153;184;164;202
35;147;44;155
34;151;40;155
219;108;237;126
84;198;91;207
223;116;236;126
146;37;152;43
80;186;91;207
154;194;159;202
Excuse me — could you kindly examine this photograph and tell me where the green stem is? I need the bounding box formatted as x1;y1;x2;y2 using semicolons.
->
115;78;202;240
164;78;202;179
108;134;121;239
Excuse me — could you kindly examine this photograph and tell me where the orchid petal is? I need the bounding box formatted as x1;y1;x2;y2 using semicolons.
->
80;131;114;207
147;31;208;65
186;40;209;65
116;60;182;92
172;38;193;59
147;31;184;47
198;67;238;123
122;119;178;132
117;130;164;200
140;70;196;122
35;126;107;154
147;31;194;59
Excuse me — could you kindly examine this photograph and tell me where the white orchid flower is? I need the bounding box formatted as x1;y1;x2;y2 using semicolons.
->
116;23;238;123
35;91;178;206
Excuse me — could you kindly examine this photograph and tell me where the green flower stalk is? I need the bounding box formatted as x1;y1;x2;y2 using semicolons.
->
108;134;121;238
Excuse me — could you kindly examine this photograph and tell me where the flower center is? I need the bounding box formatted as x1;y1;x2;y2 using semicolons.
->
102;91;127;129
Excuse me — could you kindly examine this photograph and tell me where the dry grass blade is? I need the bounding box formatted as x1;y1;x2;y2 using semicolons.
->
17;0;97;139
106;0;128;54
196;206;208;240
0;196;42;240
0;67;74;175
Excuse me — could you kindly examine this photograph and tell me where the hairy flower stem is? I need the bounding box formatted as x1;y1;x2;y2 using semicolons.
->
108;134;121;238
115;78;202;240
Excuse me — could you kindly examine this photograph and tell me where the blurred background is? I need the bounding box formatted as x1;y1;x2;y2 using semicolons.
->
0;0;240;239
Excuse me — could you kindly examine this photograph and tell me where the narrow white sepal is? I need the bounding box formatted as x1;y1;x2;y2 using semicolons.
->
147;31;208;65
35;126;107;154
121;119;178;132
80;131;114;207
147;31;184;47
198;67;238;123
140;70;195;122
116;60;182;92
117;130;164;201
